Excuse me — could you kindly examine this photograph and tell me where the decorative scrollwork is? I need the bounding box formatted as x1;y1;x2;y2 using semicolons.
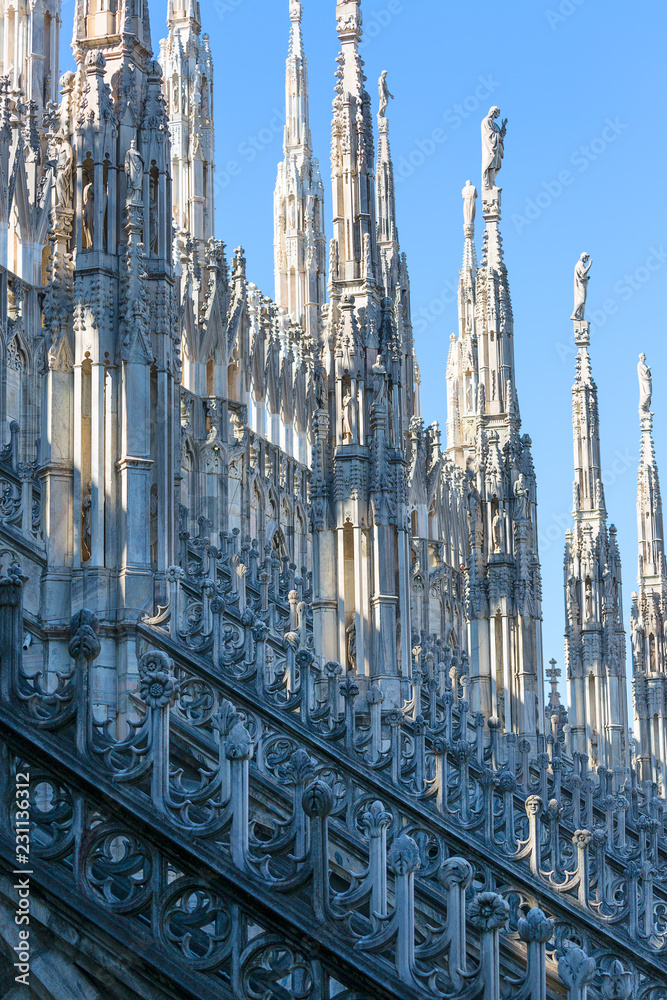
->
241;936;317;1000
26;774;74;859
172;674;216;725
84;825;153;913
158;879;233;970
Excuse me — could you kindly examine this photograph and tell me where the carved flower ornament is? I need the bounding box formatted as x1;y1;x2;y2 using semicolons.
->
139;651;179;709
140;670;178;709
468;891;509;931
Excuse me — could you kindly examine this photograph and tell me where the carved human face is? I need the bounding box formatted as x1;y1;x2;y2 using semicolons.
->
490;107;500;119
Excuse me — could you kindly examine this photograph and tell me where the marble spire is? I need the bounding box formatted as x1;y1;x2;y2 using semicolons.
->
273;0;326;341
631;354;667;787
445;111;544;743
477;109;514;424
636;355;664;582
309;0;415;702
446;181;478;469
564;263;629;786
160;0;215;250
375;71;399;295
331;0;377;287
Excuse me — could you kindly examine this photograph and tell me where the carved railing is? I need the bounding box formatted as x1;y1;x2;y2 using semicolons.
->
149;542;667;882
0;569;646;999
115;552;667;992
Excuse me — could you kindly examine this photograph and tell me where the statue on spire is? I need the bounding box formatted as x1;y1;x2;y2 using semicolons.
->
638;353;652;412
481;106;507;190
462;180;477;229
571;252;592;321
125;139;144;206
289;0;302;21
378;70;393;117
55;138;73;211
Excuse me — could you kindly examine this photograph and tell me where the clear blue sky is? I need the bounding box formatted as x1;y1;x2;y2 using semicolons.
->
61;0;667;702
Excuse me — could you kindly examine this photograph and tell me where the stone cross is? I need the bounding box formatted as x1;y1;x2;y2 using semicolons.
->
546;659;561;700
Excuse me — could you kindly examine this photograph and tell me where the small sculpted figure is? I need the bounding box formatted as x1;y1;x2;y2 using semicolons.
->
638;353;652;412
378;71;394;117
481;107;507;189
82;182;94;248
342;390;353;443
125;139;144;205
571;252;592;321
56;139;73;210
462;179;477;228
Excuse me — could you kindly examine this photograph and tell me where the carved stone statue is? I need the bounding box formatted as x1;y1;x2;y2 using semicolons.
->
513;474;530;520
462;180;477;228
314;364;326;411
571;252;592;322
568;576;579;612
191;63;203;116
124;139;144;205
342;390;353;443
346;618;357;671
378;70;393;118
492;510;503;553
149;179;159;255
372;357;387;408
638;353;652;412
585;580;593;620
630;616;642;659
481;107;507;190
55;139;73;210
82;182;95;249
81;481;92;561
467;482;481;525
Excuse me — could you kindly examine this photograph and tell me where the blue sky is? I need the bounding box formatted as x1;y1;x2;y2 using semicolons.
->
62;0;667;699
